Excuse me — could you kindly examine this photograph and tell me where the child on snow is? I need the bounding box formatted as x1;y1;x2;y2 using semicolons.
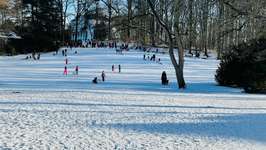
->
112;65;115;72
64;66;68;75
75;66;79;75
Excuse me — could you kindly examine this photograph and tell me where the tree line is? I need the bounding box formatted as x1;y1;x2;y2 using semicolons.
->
1;0;265;54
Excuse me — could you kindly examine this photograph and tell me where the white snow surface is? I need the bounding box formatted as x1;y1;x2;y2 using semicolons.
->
0;48;265;150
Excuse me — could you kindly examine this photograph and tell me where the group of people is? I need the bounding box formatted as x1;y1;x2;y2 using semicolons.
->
91;41;118;48
61;48;79;76
112;64;121;73
142;49;167;85
59;46;168;86
92;71;106;84
92;65;122;84
24;52;41;60
143;54;162;64
62;49;68;57
63;61;79;76
66;40;131;50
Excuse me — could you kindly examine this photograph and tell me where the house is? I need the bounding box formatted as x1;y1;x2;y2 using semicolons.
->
70;16;95;43
0;31;21;49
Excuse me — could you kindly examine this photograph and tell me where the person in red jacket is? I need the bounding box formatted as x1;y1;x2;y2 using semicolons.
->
64;66;68;75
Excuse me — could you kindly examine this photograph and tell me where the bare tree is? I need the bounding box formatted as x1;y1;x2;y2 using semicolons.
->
147;0;186;89
0;0;8;26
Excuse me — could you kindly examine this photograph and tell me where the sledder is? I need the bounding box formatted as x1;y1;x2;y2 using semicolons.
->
92;77;98;84
92;71;106;84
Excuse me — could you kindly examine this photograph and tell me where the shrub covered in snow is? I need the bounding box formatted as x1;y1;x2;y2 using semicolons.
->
216;36;266;93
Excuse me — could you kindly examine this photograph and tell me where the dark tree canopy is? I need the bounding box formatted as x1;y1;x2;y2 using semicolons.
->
94;22;108;41
9;0;62;54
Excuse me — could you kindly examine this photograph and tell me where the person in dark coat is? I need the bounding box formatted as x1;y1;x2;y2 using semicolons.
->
152;54;156;61
118;65;121;73
75;66;79;75
92;77;98;84
161;71;168;85
101;71;106;82
112;65;115;72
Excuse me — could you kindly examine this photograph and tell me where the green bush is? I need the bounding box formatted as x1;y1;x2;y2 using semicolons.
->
216;36;266;93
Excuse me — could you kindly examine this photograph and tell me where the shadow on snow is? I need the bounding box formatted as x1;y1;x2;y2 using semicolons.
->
99;113;266;143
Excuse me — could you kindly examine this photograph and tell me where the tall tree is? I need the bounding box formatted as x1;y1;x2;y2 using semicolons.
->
74;0;81;42
147;0;186;89
20;0;62;51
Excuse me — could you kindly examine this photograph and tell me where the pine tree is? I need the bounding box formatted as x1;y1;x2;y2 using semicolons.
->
19;0;62;52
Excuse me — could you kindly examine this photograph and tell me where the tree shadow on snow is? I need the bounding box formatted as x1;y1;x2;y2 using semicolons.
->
1;101;266;111
97;81;243;95
100;113;266;143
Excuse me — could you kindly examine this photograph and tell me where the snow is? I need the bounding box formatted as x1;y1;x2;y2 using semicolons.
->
0;48;265;149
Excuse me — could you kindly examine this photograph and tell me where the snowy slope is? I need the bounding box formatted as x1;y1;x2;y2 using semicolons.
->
0;48;265;150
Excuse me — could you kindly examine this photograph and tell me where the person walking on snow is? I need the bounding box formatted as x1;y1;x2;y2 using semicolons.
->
112;65;115;72
65;58;68;65
101;71;106;82
64;66;68;75
118;65;121;73
75;66;79;75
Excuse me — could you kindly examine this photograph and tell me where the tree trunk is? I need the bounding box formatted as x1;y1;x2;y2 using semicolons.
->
150;14;156;46
147;0;186;89
188;0;193;54
127;0;132;40
217;0;224;59
60;0;64;43
75;0;81;43
202;0;209;57
108;0;112;40
169;37;186;88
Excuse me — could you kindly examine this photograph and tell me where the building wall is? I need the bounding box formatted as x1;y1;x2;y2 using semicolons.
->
70;18;94;42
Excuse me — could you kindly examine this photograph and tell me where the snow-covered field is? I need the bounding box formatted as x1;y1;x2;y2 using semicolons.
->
0;48;265;150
